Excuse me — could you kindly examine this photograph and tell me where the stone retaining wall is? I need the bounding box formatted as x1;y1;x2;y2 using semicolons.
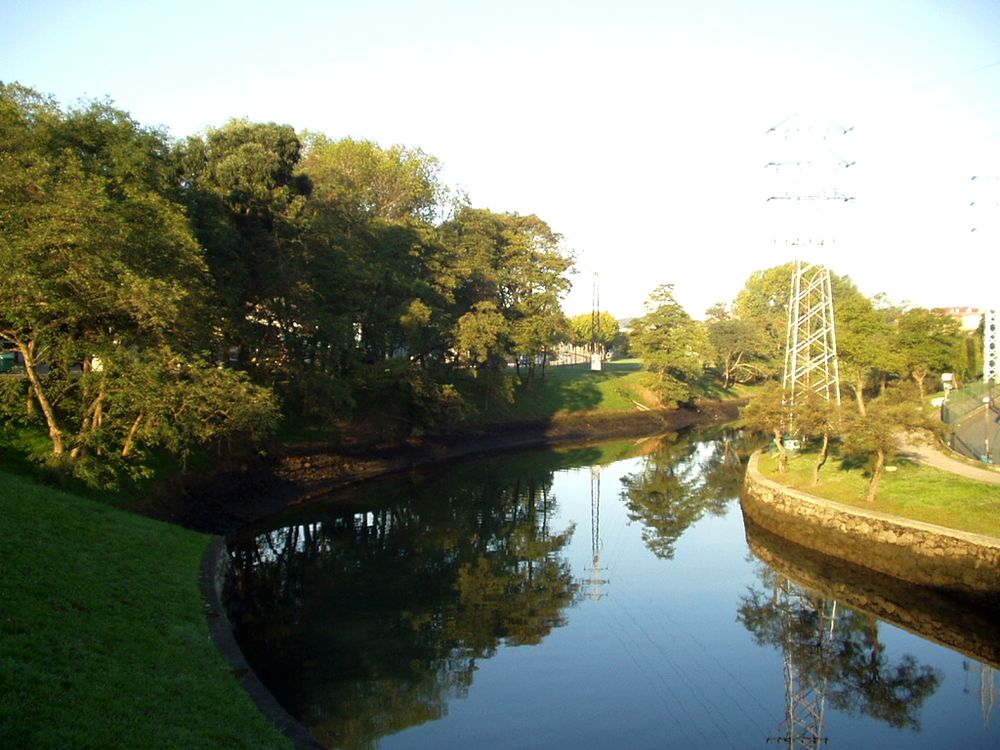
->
741;452;1000;598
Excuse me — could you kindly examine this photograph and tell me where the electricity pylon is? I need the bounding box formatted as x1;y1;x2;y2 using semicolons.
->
580;465;608;602
766;116;851;422
783;260;842;417
767;578;838;747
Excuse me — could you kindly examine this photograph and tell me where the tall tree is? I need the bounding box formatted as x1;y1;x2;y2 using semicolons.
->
704;304;771;388
739;381;791;472
440;208;573;379
0;87;278;478
631;284;712;406
895;308;962;401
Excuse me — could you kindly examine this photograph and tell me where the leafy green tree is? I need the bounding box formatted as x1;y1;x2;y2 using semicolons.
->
568;311;619;355
299;134;445;222
440;208;573;380
631;284;712;406
841;394;923;502
739;380;790;472
837;293;901;416
895;308;962;401
704;304;772;388
0;86;279;483
175;119;311;378
792;389;841;485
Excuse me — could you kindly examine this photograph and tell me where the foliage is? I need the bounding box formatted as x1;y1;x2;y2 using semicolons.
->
704;305;772;387
895;307;963;400
631;284;712;406
840;393;925;501
568;311;620;353
0;84;278;485
738;380;790;471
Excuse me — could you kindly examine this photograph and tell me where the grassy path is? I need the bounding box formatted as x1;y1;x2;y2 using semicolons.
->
0;470;292;750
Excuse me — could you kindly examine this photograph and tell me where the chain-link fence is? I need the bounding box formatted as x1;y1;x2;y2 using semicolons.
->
941;381;1000;464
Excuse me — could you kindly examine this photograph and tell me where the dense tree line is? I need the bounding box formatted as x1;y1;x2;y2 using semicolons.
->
0;84;575;484
2;84;978;489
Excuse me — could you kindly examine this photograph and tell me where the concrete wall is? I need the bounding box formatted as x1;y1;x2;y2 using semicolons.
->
741;452;1000;598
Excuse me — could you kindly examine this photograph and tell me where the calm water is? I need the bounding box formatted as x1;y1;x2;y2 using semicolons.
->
226;431;1000;749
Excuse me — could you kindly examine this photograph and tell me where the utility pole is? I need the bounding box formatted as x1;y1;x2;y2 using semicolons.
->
766;117;852;426
591;272;602;372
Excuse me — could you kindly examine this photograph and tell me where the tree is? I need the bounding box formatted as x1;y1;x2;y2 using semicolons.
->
793;389;841;485
299;134;445;223
836;293;901;415
631;284;712;406
175;119;312;379
739;381;790;472
704;305;772;388
440;208;573;380
568;311;619;356
841;395;923;502
895;308;962;401
0;86;279;482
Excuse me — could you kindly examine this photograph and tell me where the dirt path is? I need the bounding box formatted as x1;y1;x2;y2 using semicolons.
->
899;431;1000;485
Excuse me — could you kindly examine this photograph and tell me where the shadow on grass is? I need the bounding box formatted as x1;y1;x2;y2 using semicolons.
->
512;362;638;417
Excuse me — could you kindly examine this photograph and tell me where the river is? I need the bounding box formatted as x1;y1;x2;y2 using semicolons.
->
226;429;999;749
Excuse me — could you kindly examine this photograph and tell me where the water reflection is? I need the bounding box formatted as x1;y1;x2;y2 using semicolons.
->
227;446;640;749
740;515;1000;742
620;432;750;559
227;432;1000;749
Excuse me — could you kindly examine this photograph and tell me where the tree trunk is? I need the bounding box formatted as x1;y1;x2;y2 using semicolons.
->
121;413;144;458
912;371;926;402
812;431;829;486
773;428;788;473
19;340;64;456
866;447;885;502
853;374;867;416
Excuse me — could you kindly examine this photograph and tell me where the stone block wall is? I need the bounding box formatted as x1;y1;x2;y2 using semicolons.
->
741;453;1000;598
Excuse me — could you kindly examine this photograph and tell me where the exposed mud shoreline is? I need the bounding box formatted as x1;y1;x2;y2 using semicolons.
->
138;400;743;536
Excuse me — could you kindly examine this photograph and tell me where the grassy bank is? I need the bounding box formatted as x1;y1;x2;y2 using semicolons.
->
757;450;1000;538
0;469;292;750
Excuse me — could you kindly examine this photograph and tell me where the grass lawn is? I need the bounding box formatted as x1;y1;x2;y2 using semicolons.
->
507;359;669;419
0;469;292;750
757;450;1000;539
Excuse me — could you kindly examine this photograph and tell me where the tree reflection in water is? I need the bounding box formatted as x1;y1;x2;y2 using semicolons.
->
738;566;942;742
227;464;578;750
620;430;751;559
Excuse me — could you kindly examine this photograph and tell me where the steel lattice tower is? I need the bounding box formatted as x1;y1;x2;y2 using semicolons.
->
766;116;851;420
783;260;842;415
769;578;838;748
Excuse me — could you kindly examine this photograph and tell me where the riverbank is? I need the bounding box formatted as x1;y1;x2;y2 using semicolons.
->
741;452;1000;603
135;399;743;536
0;469;295;750
1;399;741;750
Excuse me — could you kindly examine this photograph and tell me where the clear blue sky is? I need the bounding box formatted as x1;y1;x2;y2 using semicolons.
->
4;0;1000;318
